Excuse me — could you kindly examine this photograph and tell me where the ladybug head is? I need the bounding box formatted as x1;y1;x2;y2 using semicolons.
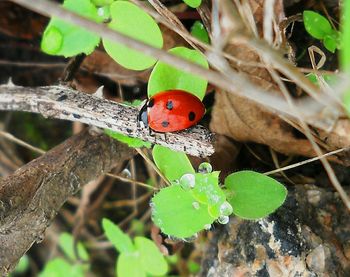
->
137;100;148;128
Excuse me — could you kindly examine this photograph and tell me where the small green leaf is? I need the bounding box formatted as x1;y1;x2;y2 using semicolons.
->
102;1;163;70
41;0;101;57
225;171;287;219
148;47;209;99
190;21;209;44
91;0;114;6
340;0;350;70
134;237;168;275
152;145;195;181
323;30;338;53
188;261;200;274
58;233;89;261
151;185;215;238
117;252;146;277
102;218;135;253
13;255;29;274
306;73;337;86
39;258;85;277
183;0;202;8
303;10;333;40
343;90;350;115
104;129;151;148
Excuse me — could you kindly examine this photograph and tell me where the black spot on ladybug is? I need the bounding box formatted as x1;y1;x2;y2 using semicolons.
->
188;111;196;121
162;121;169;127
148;98;154;108
166;100;173;110
57;94;68;101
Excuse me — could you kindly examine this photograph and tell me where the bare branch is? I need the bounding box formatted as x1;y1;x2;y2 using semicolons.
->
0;129;135;275
0;84;214;157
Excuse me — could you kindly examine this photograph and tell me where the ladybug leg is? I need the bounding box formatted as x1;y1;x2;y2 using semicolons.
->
148;127;155;137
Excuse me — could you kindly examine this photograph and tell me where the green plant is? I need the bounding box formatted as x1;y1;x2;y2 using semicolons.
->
190;21;210;44
303;10;340;53
151;146;287;238
39;233;89;277
340;0;350;114
10;255;30;276
102;218;168;277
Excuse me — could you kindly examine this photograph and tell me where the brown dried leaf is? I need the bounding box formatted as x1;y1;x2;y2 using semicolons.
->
210;0;350;163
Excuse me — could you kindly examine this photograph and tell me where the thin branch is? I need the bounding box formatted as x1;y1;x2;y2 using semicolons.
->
264;147;350;176
0;84;214;157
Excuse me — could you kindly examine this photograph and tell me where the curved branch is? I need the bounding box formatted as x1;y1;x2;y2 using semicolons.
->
0;129;135;275
0;84;214;157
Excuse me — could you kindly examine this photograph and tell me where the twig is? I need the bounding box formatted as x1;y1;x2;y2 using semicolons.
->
0;130;46;155
265;147;350;176
0;84;214;157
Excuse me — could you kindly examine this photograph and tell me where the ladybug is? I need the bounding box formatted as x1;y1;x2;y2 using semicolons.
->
138;90;205;132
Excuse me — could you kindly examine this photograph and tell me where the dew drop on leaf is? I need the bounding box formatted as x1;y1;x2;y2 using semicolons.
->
41;26;63;54
219;201;233;216
180;173;196;190
121;168;131;178
198;162;212;173
217;215;230;225
192;201;200;210
208;193;220;205
204;224;211;230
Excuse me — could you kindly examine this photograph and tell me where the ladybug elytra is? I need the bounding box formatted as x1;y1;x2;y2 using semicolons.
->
138;90;205;132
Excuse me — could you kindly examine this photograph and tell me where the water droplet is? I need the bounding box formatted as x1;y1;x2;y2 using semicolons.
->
121;168;131;178
149;202;155;209
219;201;233;216
204;224;211;230
183;233;198;242
192;201;200;210
218;215;230;225
198;162;213;173
179;173;195;190
209;194;220;205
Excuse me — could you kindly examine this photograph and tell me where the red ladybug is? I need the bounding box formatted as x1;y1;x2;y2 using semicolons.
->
138;90;205;132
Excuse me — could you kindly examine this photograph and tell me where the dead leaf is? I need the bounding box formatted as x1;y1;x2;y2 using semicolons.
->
210;0;350;164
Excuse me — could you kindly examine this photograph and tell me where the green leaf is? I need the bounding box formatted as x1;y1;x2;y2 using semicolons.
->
303;10;333;40
102;218;135;253
58;233;89;261
117;252;146;277
148;47;209;99
190;21;209;44
151;185;215;238
41;0;101;57
306;73;337;86
104;129;151;148
323;29;339;53
39;258;85;277
188;261;200;274
13;255;29;274
102;1;163;70
134;237;168;275
152;145;195;181
340;0;350;70
343;90;350;115
225;171;287;219
91;0;114;6
183;0;202;8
